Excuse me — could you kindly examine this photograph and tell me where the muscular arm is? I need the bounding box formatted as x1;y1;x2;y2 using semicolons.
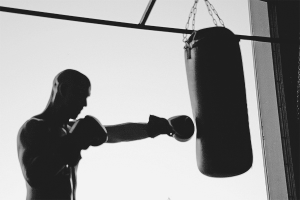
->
17;119;80;187
105;123;149;143
105;115;173;143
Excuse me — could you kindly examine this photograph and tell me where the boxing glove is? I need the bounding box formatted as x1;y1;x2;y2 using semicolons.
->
69;115;108;149
168;115;194;142
147;115;194;142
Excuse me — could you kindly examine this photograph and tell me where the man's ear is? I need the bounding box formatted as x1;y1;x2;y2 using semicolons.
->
58;83;68;98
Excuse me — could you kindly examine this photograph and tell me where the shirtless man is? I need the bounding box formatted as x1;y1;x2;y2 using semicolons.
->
17;69;179;200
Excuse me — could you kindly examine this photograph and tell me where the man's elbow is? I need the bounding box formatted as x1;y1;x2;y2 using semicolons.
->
106;135;122;143
25;172;41;188
24;167;49;188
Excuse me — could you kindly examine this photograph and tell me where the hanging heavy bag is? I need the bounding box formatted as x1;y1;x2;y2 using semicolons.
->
184;27;253;177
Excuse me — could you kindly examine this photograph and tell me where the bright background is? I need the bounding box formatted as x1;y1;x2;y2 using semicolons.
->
0;1;268;199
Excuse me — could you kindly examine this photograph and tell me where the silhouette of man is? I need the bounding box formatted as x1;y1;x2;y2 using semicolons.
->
17;69;173;200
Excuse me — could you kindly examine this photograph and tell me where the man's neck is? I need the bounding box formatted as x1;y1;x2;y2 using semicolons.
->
40;106;69;127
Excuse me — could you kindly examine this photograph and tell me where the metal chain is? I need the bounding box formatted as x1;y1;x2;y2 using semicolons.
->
204;0;225;27
183;0;199;43
297;44;300;120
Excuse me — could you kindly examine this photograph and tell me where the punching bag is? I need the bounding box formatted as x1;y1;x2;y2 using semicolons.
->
184;27;253;177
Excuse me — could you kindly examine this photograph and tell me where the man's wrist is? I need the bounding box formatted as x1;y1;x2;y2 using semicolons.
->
147;115;173;138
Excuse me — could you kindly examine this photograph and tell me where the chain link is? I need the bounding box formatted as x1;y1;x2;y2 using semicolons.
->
183;0;225;43
297;45;300;120
204;0;225;27
183;0;199;43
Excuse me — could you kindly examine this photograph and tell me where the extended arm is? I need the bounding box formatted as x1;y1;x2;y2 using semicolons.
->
105;123;148;143
105;115;174;143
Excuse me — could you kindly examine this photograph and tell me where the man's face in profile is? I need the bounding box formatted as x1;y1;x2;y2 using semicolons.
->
63;84;91;119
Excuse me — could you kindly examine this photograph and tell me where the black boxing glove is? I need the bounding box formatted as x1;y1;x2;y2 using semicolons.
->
147;115;174;138
84;116;108;147
168;115;194;142
69;115;108;149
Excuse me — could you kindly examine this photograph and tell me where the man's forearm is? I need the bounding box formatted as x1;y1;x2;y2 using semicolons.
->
105;123;149;143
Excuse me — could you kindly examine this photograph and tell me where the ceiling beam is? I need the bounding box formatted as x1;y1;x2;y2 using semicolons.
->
0;6;298;44
139;0;156;25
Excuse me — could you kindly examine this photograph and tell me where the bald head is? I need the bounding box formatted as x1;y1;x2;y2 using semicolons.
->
54;69;90;89
49;69;91;119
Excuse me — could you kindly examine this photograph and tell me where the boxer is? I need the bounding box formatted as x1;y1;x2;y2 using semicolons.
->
17;69;194;200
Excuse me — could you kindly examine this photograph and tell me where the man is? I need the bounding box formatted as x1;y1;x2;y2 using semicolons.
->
17;69;175;200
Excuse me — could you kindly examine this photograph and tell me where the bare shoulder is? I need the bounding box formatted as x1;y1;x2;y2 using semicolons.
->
17;117;50;150
18;117;48;138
